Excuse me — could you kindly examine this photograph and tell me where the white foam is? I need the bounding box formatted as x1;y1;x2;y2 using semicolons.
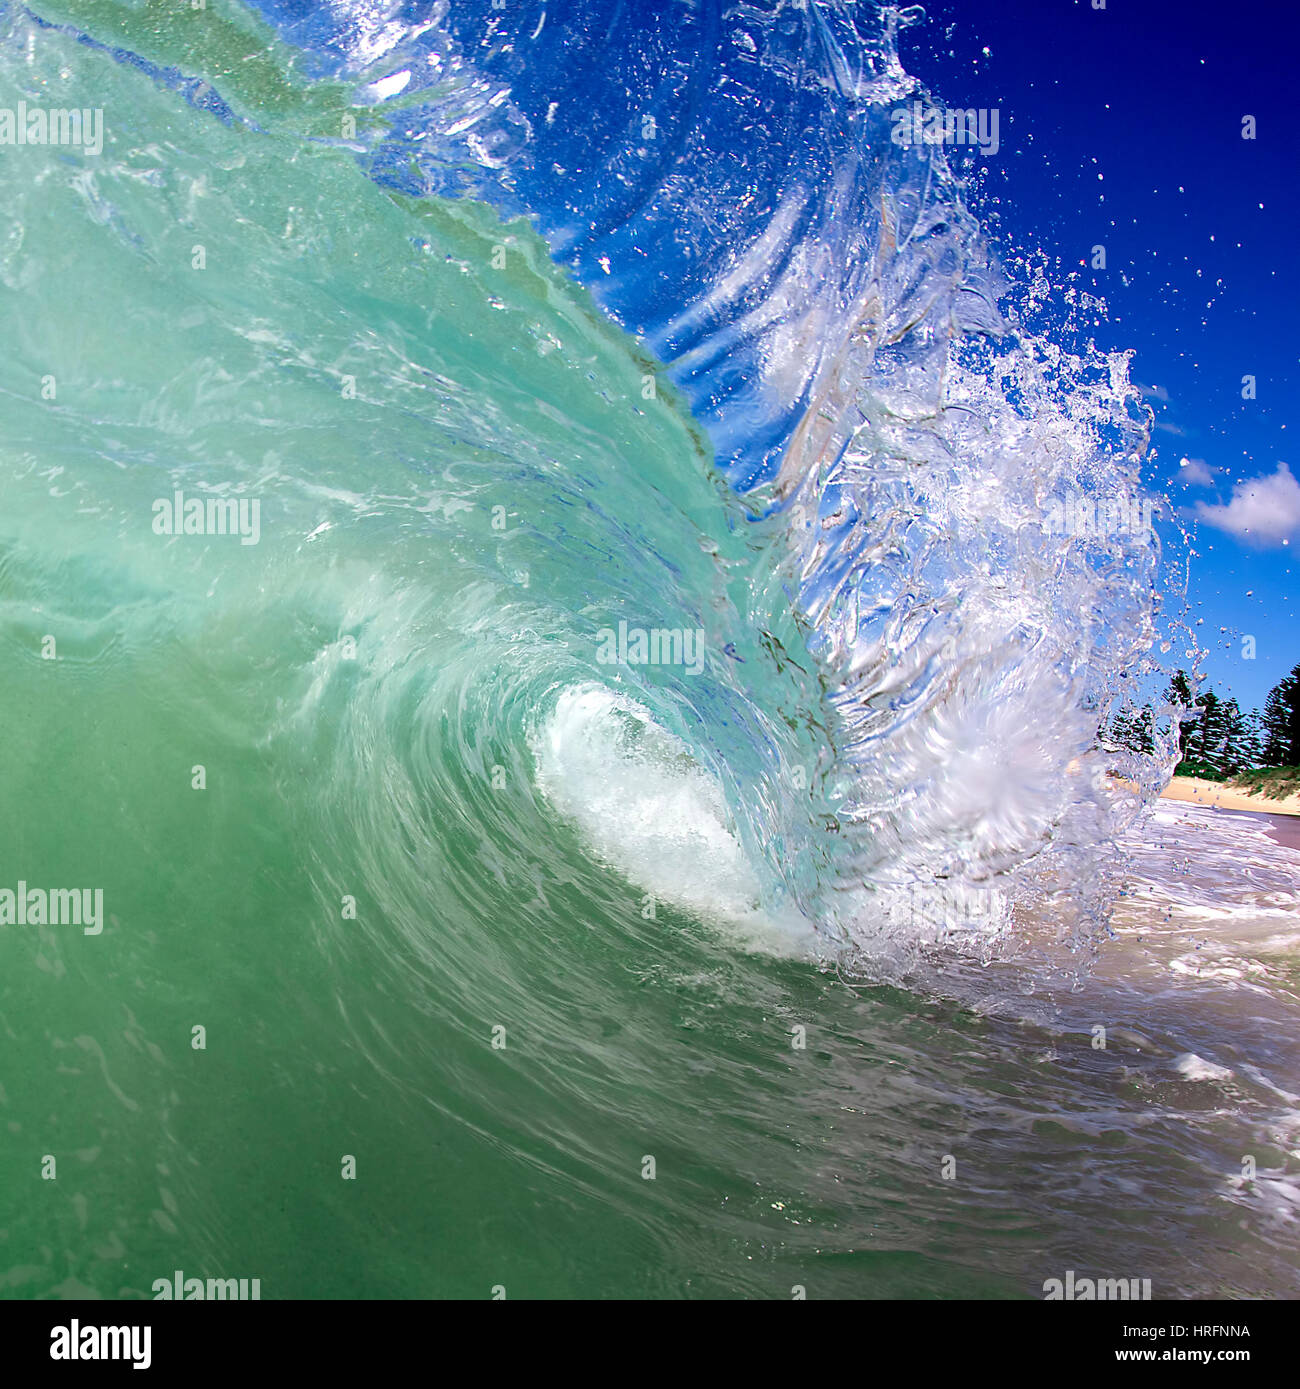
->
531;684;817;953
1173;1052;1234;1083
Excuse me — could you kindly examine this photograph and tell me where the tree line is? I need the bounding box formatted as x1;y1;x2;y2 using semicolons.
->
1106;660;1300;776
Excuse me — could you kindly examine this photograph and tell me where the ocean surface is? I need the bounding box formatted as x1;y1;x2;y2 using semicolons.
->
1;0;1297;1299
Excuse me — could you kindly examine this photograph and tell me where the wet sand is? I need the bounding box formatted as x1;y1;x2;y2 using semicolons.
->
1198;805;1300;851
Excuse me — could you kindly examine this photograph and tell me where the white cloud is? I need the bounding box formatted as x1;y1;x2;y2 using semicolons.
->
1195;461;1300;547
1178;456;1214;487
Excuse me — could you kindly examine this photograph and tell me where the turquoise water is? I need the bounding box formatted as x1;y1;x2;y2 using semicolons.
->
1;1;1298;1300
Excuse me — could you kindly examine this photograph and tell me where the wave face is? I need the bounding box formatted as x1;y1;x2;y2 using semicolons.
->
8;1;1285;1305
204;0;1173;964
6;0;1177;968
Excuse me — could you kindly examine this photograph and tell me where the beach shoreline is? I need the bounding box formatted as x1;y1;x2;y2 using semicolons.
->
1159;774;1300;818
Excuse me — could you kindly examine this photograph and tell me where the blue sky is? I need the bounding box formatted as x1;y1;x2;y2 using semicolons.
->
903;0;1297;717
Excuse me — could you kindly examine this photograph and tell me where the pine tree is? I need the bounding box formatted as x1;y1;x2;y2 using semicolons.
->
1106;702;1154;755
1218;698;1250;775
1190;689;1226;767
1164;670;1196;759
1261;662;1300;766
1240;707;1266;770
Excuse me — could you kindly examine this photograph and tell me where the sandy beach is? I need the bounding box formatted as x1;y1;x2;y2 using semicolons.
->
1159;775;1300;817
